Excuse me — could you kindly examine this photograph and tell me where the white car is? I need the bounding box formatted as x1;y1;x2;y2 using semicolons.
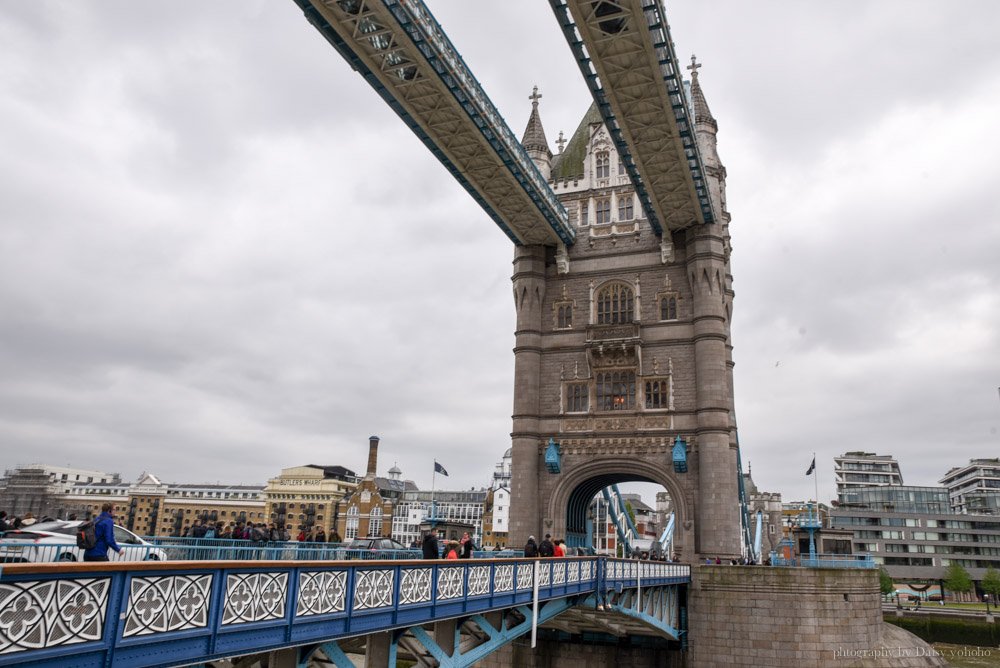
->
0;520;167;563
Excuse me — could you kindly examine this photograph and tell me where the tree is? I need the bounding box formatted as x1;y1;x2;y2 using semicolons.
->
981;566;1000;602
878;568;895;596
944;562;973;600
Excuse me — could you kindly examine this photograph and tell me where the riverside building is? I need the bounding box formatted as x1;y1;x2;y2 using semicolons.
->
834;451;903;502
939;458;1000;515
830;483;1000;596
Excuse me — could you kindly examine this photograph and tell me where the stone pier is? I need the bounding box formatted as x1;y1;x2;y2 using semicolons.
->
687;566;948;667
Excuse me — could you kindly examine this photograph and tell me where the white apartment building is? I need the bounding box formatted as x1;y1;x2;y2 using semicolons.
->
939;459;1000;514
835;452;903;504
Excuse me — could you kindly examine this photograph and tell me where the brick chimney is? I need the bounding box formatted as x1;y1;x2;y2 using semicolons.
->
365;435;380;479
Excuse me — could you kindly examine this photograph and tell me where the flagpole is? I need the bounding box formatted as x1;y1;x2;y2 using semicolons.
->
431;461;437;523
813;451;819;523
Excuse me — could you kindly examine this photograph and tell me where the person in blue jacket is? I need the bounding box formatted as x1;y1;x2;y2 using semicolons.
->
85;502;122;562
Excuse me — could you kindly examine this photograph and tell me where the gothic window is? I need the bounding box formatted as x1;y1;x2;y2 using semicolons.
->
618;158;626;175
369;506;383;537
644;378;669;409
555;303;573;329
596;283;634;324
595;198;611;225
595;151;610;179
579;199;589;226
565;383;589;413
618;194;634;221
596;371;636;411
659;294;678;320
345;506;359;540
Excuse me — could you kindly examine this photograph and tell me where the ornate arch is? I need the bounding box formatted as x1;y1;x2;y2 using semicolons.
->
545;455;692;560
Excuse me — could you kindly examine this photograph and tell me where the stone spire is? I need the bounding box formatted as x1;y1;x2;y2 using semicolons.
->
521;85;552;179
687;55;717;131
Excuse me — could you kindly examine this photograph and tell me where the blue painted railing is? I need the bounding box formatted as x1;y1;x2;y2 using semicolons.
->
769;552;876;569
1;537;525;564
0;557;690;666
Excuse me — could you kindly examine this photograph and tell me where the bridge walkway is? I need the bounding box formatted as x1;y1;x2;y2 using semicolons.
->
0;557;689;668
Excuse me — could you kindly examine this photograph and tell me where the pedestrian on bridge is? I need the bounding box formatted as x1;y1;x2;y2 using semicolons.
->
85;502;122;562
524;536;538;557
444;541;460;560
422;527;440;559
459;532;475;559
538;534;554;557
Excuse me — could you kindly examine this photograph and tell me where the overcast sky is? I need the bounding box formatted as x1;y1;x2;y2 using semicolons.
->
1;1;998;507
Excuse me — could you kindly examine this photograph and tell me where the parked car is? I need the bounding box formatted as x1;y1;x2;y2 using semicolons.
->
0;520;167;563
346;537;411;552
570;545;597;557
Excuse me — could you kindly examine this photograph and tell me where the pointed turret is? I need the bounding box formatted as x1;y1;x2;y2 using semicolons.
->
687;55;717;131
521;85;552;180
687;56;725;219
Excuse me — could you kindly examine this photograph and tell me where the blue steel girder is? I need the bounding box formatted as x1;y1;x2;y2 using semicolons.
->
602;484;638;556
610;583;680;638
293;0;574;247
550;0;716;235
399;600;577;668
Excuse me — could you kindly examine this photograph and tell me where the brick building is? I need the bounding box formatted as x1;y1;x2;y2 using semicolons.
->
264;464;359;538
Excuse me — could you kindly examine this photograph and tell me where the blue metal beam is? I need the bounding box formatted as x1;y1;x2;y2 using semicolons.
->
291;0;574;247
403;599;577;668
549;0;717;233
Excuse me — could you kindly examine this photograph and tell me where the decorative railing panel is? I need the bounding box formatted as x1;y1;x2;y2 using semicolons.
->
0;578;109;655
123;574;212;637
0;558;685;667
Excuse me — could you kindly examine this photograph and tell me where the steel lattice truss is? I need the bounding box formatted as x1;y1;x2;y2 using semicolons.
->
551;0;716;234
294;0;574;246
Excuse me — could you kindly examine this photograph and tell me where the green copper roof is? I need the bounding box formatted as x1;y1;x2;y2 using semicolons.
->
551;102;602;181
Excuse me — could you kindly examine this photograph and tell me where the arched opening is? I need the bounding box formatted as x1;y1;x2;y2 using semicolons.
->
548;458;690;561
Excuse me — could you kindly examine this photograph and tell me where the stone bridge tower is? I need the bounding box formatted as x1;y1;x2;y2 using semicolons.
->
509;68;741;561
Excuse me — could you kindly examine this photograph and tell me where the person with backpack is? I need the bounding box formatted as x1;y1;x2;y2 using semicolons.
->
84;502;122;562
524;535;539;557
538;534;554;558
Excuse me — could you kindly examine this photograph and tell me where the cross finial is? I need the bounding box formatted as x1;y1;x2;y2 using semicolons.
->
556;130;566;153
529;85;542;106
687;55;701;77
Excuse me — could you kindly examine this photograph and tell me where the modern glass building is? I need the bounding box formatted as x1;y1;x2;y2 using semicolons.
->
834;452;903;503
836;485;950;515
830;483;1000;592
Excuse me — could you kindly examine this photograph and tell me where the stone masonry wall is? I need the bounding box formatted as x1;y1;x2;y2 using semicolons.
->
687;566;947;668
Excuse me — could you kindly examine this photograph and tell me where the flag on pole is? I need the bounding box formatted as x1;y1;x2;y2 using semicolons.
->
805;456;815;476
434;461;449;476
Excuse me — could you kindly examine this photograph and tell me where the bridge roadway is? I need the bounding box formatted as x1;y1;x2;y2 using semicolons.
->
0;556;689;668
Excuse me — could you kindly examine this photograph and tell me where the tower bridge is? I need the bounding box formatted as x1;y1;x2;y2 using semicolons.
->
0;1;936;666
291;0;743;562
